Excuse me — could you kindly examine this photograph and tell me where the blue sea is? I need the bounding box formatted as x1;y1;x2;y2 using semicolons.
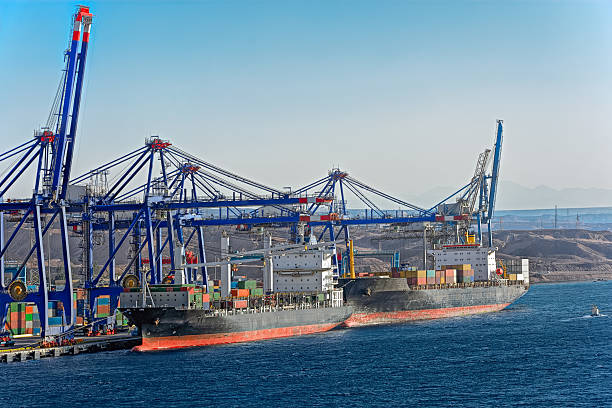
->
2;281;611;407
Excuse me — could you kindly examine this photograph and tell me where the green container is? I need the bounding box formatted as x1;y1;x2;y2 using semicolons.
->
25;314;33;322
249;288;263;296
317;293;325;302
10;303;18;312
238;280;257;290
213;292;221;300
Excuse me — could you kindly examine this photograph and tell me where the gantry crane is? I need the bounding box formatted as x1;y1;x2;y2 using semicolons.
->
0;6;93;337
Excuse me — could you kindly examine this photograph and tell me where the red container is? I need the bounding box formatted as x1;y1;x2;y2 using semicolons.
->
426;277;435;285
202;294;210;303
417;277;427;285
233;300;248;309
391;271;400;278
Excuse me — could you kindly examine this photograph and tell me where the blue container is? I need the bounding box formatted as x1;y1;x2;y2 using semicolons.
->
231;282;238;289
48;316;63;326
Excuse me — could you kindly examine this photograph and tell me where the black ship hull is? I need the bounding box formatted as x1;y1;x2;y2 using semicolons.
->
339;278;528;327
121;306;353;351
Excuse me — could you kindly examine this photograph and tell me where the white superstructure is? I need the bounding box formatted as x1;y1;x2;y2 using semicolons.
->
272;250;334;292
429;245;497;281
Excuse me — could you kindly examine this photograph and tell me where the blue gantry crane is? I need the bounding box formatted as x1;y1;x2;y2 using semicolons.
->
67;137;336;324
0;6;93;337
292;119;505;275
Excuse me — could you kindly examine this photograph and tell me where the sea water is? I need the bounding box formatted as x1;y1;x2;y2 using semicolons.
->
2;281;611;407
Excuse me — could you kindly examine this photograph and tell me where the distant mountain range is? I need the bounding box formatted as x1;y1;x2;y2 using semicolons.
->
403;181;612;211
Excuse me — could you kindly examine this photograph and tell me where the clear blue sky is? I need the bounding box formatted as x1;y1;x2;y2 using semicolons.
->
1;0;611;203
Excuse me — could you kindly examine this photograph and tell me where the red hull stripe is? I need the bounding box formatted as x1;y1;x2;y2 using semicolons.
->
83;32;90;43
72;31;80;41
343;303;511;327
134;322;340;351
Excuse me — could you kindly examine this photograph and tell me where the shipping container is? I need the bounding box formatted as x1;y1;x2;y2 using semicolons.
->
230;289;249;298
250;288;264;296
233;300;248;309
237;280;257;290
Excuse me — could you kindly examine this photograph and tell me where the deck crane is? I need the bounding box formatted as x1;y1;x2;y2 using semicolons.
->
0;6;93;337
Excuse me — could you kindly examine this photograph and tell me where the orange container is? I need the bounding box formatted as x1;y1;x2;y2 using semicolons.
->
233;300;248;308
231;289;249;298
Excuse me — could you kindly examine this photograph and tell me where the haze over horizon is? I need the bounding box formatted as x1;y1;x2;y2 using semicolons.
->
1;0;611;209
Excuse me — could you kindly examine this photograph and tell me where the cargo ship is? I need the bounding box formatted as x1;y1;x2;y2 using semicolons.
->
120;247;352;351
340;245;529;327
120;286;350;351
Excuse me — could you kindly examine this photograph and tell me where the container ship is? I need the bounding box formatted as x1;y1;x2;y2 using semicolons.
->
340;244;529;327
120;247;352;351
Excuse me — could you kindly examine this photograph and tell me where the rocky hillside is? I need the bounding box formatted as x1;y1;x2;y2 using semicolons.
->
4;224;612;284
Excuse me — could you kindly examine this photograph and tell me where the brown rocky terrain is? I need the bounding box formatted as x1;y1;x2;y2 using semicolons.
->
3;224;611;284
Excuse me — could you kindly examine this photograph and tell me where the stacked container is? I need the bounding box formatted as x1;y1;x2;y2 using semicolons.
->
445;269;457;284
212;280;221;300
238;280;257;290
456;269;474;283
7;302;26;335
231;289;249;298
48;301;63;327
426;270;435;285
95;296;111;318
249;288;264;296
233;299;248;308
417;270;427;285
405;270;418;286
74;288;87;325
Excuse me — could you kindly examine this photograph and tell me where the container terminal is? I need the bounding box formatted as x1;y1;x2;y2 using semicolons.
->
0;7;529;359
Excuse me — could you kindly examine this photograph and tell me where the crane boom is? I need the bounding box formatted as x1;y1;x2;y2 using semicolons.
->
487;120;503;221
50;6;93;200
